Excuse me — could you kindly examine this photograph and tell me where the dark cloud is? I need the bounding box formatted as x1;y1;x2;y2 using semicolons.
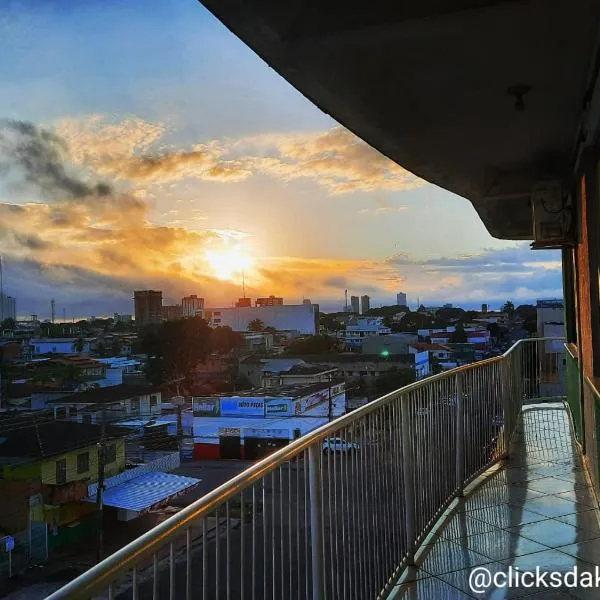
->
0;119;113;199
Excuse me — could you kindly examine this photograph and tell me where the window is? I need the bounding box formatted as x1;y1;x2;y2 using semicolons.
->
104;443;117;464
68;407;77;416
150;395;158;407
77;452;89;474
131;398;140;411
82;413;92;424
56;459;67;484
56;407;67;419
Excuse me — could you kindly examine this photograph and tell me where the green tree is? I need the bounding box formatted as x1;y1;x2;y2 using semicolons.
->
140;317;212;385
211;326;244;353
110;338;122;356
373;368;415;397
1;318;16;330
285;335;338;355
449;325;468;343
74;338;85;353
248;319;266;332
502;301;516;317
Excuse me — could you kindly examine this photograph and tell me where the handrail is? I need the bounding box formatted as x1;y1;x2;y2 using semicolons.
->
46;337;565;600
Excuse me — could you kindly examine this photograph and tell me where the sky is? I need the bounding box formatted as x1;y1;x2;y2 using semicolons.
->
0;0;563;319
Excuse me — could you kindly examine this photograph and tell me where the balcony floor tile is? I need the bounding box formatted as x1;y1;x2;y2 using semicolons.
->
392;404;600;599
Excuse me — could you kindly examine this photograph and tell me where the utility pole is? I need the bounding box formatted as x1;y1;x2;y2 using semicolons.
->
96;410;106;562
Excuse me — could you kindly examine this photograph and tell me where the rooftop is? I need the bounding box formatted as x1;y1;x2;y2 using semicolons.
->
203;379;345;400
0;420;128;462
45;384;159;406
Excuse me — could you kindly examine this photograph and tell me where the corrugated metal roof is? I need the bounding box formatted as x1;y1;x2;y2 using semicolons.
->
93;472;200;512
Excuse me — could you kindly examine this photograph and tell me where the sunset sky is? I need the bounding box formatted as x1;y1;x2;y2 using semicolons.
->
0;0;562;319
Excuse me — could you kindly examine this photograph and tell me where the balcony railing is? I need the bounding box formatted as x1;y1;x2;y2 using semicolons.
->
47;338;566;600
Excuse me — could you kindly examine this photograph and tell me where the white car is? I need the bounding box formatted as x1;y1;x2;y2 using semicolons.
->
323;437;360;453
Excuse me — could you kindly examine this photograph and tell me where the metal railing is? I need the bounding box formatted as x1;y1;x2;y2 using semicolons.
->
47;338;566;600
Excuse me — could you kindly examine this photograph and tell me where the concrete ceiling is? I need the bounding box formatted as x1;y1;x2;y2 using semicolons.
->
199;0;600;239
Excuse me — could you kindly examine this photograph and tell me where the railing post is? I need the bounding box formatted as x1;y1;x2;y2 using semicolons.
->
308;445;325;600
400;398;416;565
502;355;513;460
455;373;465;495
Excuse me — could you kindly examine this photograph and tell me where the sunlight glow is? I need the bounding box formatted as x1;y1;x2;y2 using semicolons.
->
204;245;254;281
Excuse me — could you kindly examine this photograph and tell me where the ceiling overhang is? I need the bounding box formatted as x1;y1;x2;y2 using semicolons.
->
199;0;600;239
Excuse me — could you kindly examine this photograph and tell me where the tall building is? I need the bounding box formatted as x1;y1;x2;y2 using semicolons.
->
256;296;283;307
481;303;488;313
396;292;407;307
162;305;183;321
350;296;360;314
134;290;163;327
182;294;205;317
0;293;16;321
360;295;370;314
236;297;252;308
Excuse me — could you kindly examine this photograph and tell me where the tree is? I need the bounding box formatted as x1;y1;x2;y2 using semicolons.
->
110;338;122;356
1;318;16;330
140;317;213;385
211;326;244;353
373;368;415;397
285;335;338;355
248;319;266;332
487;323;500;339
502;301;516;317
74;338;85;353
449;325;467;343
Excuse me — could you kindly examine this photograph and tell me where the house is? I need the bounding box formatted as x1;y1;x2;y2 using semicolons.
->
45;385;162;424
344;317;391;350
29;338;90;356
0;340;22;362
0;420;128;554
409;343;453;361
361;333;419;355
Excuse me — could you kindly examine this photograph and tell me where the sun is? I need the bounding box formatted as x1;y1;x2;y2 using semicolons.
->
204;245;254;281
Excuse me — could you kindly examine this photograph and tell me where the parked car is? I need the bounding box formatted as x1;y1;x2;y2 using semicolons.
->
323;437;360;453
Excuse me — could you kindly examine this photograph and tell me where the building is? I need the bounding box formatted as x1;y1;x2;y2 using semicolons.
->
481;304;488;313
182;295;205;317
256;296;283;307
191;380;346;459
205;303;319;335
345;317;391;350
350;296;359;314
46;385;162;424
302;298;312;305
0;420;128;556
0;293;16;321
361;333;418;355
29;338;90;355
162;304;183;321
409;343;452;361
235;297;252;308
536;298;565;338
281;353;430;382
134;290;162;327
396;292;407;307
360;295;370;314
113;313;133;323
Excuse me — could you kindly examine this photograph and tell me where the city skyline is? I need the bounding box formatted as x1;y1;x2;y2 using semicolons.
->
0;1;563;319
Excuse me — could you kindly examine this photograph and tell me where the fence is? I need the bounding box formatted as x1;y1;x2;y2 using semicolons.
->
47;338;566;600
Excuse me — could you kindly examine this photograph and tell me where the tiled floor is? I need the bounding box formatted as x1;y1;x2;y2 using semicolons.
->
389;403;600;599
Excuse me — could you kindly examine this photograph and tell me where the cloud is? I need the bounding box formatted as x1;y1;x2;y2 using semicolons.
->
358;206;408;217
54;115;423;195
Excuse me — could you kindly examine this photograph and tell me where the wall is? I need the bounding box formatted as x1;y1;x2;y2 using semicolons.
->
208;304;319;334
39;439;125;485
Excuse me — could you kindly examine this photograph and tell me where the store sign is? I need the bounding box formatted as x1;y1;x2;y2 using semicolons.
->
265;398;293;416
219;427;241;437
295;390;328;415
192;397;220;417
243;428;289;439
220;397;265;417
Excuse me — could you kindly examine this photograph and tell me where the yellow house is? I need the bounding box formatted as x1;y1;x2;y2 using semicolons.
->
0;420;127;551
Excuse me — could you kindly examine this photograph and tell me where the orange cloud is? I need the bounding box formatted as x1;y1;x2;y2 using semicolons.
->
54;116;423;195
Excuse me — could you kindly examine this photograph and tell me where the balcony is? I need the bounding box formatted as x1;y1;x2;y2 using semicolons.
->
47;338;593;600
